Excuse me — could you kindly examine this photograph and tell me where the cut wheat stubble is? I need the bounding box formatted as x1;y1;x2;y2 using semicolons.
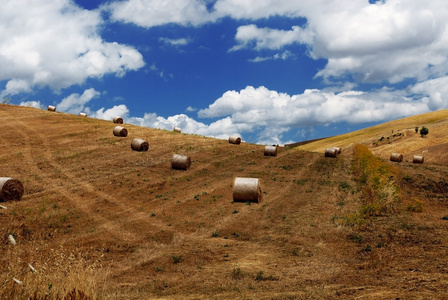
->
228;136;241;145
233;177;262;203
113;116;124;124
0;177;24;201
113;126;128;137
131;138;149;151
390;153;403;162
264;145;278;157
171;154;191;170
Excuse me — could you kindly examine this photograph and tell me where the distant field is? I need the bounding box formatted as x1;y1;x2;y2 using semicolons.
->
1;104;448;299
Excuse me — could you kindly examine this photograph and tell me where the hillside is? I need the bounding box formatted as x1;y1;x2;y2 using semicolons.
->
1;104;448;299
296;109;448;164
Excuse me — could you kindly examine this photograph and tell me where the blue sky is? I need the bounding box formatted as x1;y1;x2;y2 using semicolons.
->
2;0;448;144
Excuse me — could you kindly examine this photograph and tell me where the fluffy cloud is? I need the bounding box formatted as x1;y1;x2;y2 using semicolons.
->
57;88;101;114
218;0;448;84
128;113;249;140
160;37;192;46
198;85;430;143
89;104;130;121
105;0;214;27
104;0;448;85
410;76;448;111
19;100;44;109
230;25;313;51
0;0;144;97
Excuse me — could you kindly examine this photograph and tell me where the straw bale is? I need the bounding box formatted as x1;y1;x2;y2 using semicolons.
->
131;138;149;151
412;155;424;164
171;154;191;170
47;105;56;112
333;147;342;154
173;126;182;133
0;177;24;201
233;177;262;203
113;126;128;137
113;116;124;124
264;145;278;156
390;153;403;162
79;112;87;117
325;148;338;158
228;136;241;145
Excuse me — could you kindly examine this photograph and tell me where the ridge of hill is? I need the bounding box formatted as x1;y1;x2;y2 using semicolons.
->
296;109;448;164
1;104;448;299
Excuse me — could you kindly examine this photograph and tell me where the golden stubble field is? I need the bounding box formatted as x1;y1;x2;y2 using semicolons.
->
1;104;448;299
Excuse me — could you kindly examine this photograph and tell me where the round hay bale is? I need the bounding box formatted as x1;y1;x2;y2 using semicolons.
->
171;154;191;170
228;136;241;145
47;105;56;112
113;116;124;124
113;126;128;137
233;177;262;203
173;126;182;133
0;177;24;201
264;145;278;156
333;147;342;154
390;153;403;162
79;112;87;117
325;148;338;158
413;155;424;164
131;138;149;151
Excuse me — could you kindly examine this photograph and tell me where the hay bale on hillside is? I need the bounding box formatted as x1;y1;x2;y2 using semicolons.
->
173;126;182;133
413;155;424;164
390;153;403;162
113;126;128;137
233;177;262;203
131;138;149;151
325;148;338;158
79;112;87;117
264;145;278;156
333;147;342;154
0;177;24;201
47;105;56;112
171;154;191;170
113;116;124;124
228;136;241;145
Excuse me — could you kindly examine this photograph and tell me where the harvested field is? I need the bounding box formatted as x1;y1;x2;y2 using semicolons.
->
1;104;448;299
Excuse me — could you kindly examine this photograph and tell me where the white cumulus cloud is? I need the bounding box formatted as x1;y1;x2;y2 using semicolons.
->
105;0;214;28
57;88;101;114
0;0;144;97
197;85;430;144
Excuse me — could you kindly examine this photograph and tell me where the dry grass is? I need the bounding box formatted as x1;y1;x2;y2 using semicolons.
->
1;104;448;299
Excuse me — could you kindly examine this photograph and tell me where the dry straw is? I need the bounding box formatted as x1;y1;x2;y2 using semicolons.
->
171;154;191;170
131;138;149;151
233;177;262;203
113;126;128;137
0;177;24;201
333;147;342;154
228;136;241;145
413;155;424;164
390;153;403;162
79;112;87;117
264;145;278;156
47;105;56;112
113;116;124;124
325;148;338;158
173;126;182;133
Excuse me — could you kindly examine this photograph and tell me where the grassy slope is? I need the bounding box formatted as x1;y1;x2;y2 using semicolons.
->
1;104;448;299
296;109;448;163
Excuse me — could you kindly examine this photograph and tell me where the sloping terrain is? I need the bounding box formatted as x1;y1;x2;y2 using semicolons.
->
297;109;448;164
1;104;448;299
